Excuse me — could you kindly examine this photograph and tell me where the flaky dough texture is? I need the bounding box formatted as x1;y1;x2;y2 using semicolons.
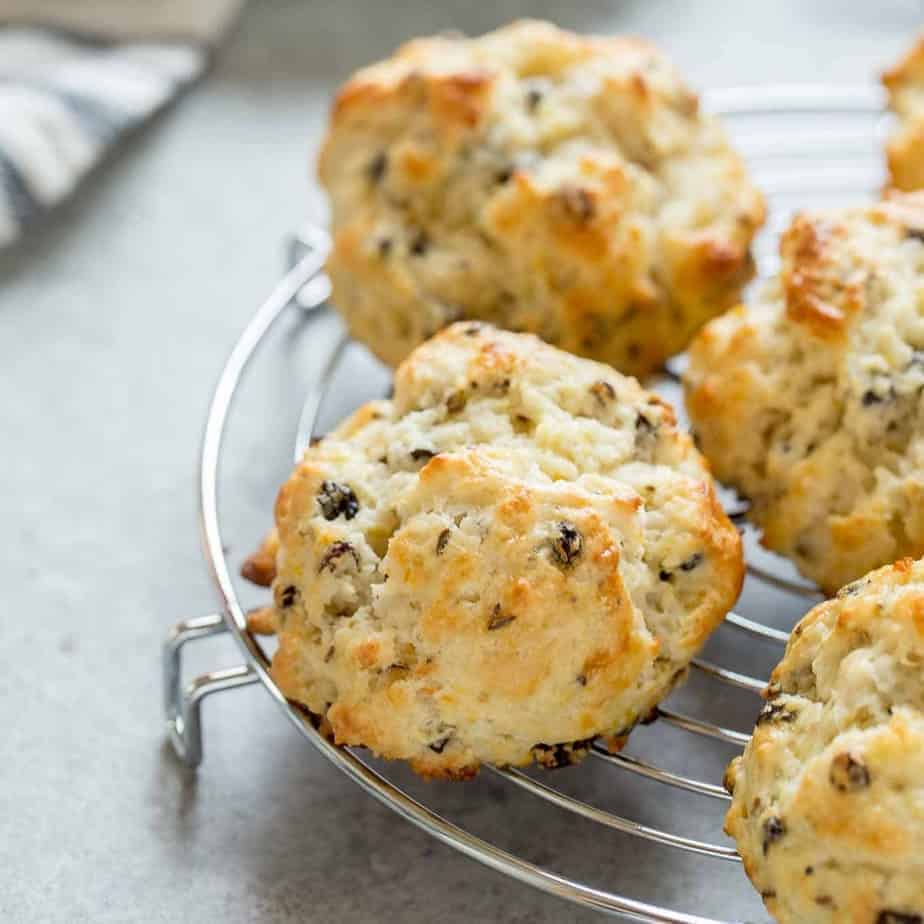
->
319;19;765;378
884;35;924;192
685;194;924;594
725;557;924;924
247;323;742;778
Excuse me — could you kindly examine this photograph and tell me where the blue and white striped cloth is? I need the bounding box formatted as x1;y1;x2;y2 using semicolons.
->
0;3;240;247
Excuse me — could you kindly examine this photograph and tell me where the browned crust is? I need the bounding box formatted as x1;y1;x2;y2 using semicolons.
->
882;35;924;92
240;529;279;586
693;195;924;349
245;606;278;635
327;21;658;131
883;35;924;191
886;121;924;193
329;68;493;136
781;213;856;337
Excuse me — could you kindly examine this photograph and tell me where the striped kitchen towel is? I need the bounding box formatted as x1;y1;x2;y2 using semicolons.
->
0;1;243;247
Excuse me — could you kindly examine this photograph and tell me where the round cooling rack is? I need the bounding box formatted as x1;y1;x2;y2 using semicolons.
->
163;85;890;923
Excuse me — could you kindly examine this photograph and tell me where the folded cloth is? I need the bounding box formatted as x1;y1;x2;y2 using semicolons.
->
0;1;243;247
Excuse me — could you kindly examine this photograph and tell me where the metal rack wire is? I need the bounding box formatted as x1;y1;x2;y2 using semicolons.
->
163;85;889;923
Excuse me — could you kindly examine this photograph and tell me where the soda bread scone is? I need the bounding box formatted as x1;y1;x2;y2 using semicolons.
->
319;19;765;378
724;557;924;924
245;323;743;778
884;35;924;191
684;194;924;595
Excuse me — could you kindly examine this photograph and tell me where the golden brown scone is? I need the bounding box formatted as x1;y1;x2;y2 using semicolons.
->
684;195;924;595
319;19;765;378
724;558;924;924
251;322;742;778
884;35;924;191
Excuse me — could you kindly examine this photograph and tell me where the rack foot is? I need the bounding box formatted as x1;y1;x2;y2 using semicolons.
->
163;614;259;768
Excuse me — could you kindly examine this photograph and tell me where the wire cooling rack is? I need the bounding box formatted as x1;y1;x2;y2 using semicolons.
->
163;85;890;923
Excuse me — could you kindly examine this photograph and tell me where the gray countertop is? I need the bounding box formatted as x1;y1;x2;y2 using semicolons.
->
3;2;919;921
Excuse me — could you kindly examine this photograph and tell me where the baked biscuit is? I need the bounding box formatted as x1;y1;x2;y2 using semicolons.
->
884;35;924;191
245;323;743;778
319;19;765;378
724;557;924;924
685;194;924;594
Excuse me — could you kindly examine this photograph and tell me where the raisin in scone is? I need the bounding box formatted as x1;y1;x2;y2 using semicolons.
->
319;19;765;378
684;194;924;595
884;35;924;191
724;558;924;924
245;323;743;778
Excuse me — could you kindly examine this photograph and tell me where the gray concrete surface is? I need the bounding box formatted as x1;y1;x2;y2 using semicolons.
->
2;2;920;921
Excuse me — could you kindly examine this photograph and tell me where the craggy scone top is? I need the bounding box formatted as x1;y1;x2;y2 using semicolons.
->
246;323;742;778
884;34;924;191
725;558;924;924
319;19;765;378
685;194;924;594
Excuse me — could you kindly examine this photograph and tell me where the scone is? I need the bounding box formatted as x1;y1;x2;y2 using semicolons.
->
884;35;924;191
244;323;743;778
684;194;924;594
724;557;924;924
319;19;765;378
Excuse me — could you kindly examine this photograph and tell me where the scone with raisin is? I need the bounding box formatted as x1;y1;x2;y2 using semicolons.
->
319;19;765;378
245;323;743;778
724;557;924;924
884;35;924;191
685;194;924;594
